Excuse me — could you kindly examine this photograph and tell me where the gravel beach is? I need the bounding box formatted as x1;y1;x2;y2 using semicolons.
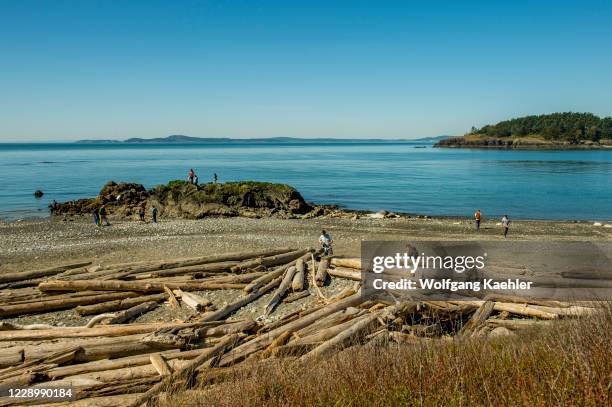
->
2;215;611;271
1;215;610;327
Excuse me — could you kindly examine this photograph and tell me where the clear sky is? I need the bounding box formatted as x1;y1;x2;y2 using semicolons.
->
1;0;611;141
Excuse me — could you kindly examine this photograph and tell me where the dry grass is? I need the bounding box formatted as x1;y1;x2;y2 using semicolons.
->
157;306;611;407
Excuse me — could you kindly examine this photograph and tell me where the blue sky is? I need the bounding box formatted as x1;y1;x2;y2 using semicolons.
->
1;0;611;141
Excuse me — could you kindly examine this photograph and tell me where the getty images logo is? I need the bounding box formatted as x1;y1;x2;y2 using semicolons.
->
371;252;487;274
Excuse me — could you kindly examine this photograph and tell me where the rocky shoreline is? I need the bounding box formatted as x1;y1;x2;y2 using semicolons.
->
50;180;410;221
434;135;612;149
51;180;320;220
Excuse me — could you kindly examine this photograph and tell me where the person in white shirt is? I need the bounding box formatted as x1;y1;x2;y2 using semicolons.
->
319;230;333;256
501;215;510;238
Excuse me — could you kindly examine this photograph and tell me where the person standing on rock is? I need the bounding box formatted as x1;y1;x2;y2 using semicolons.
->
188;169;195;184
151;206;158;223
501;215;510;238
474;209;482;231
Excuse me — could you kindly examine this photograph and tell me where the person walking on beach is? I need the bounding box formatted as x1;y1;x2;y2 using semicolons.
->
138;204;146;222
501;215;510;238
99;205;110;226
151;206;158;223
92;207;100;226
188;169;195;184
474;209;482;231
319;230;333;256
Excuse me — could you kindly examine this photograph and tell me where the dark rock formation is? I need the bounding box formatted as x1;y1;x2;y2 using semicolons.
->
52;180;316;220
51;181;150;218
435;136;611;150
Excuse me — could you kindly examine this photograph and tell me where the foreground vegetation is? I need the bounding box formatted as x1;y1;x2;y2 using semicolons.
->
161;304;611;407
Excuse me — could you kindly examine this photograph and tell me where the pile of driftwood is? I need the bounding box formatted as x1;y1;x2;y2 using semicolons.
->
0;248;602;406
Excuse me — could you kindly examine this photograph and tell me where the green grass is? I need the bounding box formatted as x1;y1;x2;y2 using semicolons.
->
151;180;297;205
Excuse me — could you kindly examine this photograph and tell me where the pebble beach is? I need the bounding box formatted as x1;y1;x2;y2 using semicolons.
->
2;215;611;272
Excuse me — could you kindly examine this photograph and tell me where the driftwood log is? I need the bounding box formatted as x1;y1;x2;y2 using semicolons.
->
0;246;605;406
330;258;361;269
315;258;329;287
127;334;241;407
291;258;306;292
102;301;159;325
75;293;169;316
328;267;361;281
229;249;310;273
178;290;212;312
38;280;245;294
0;292;139;318
0;261;91;284
300;310;382;361
219;291;364;366
149;353;172;377
199;276;283;322
265;266;297;316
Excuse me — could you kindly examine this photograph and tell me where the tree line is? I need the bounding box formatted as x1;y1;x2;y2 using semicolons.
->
470;112;612;142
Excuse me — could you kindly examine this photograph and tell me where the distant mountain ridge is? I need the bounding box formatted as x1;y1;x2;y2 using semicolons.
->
76;135;450;144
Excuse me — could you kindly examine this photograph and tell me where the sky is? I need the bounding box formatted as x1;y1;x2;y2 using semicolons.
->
1;0;611;141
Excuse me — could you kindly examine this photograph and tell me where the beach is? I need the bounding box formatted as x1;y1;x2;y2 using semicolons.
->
2;215;610;272
1;214;610;406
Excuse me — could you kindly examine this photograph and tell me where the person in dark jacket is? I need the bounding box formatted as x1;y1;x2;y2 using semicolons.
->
99;205;110;226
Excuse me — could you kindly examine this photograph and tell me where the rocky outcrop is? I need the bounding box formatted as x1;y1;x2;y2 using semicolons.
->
435;136;612;149
52;180;315;220
51;181;150;218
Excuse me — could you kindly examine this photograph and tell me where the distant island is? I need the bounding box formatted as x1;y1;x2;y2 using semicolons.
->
435;112;612;149
76;135;450;144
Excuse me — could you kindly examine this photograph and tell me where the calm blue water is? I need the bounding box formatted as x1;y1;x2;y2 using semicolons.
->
0;142;610;221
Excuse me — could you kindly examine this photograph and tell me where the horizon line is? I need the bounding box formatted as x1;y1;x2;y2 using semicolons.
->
0;135;451;144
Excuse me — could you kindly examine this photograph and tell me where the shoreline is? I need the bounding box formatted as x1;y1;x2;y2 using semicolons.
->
3;208;611;224
434;144;612;150
2;215;610;273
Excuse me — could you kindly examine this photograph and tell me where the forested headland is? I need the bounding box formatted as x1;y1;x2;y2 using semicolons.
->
436;113;612;149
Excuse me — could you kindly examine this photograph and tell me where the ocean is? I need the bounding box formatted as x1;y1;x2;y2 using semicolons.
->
0;142;610;221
